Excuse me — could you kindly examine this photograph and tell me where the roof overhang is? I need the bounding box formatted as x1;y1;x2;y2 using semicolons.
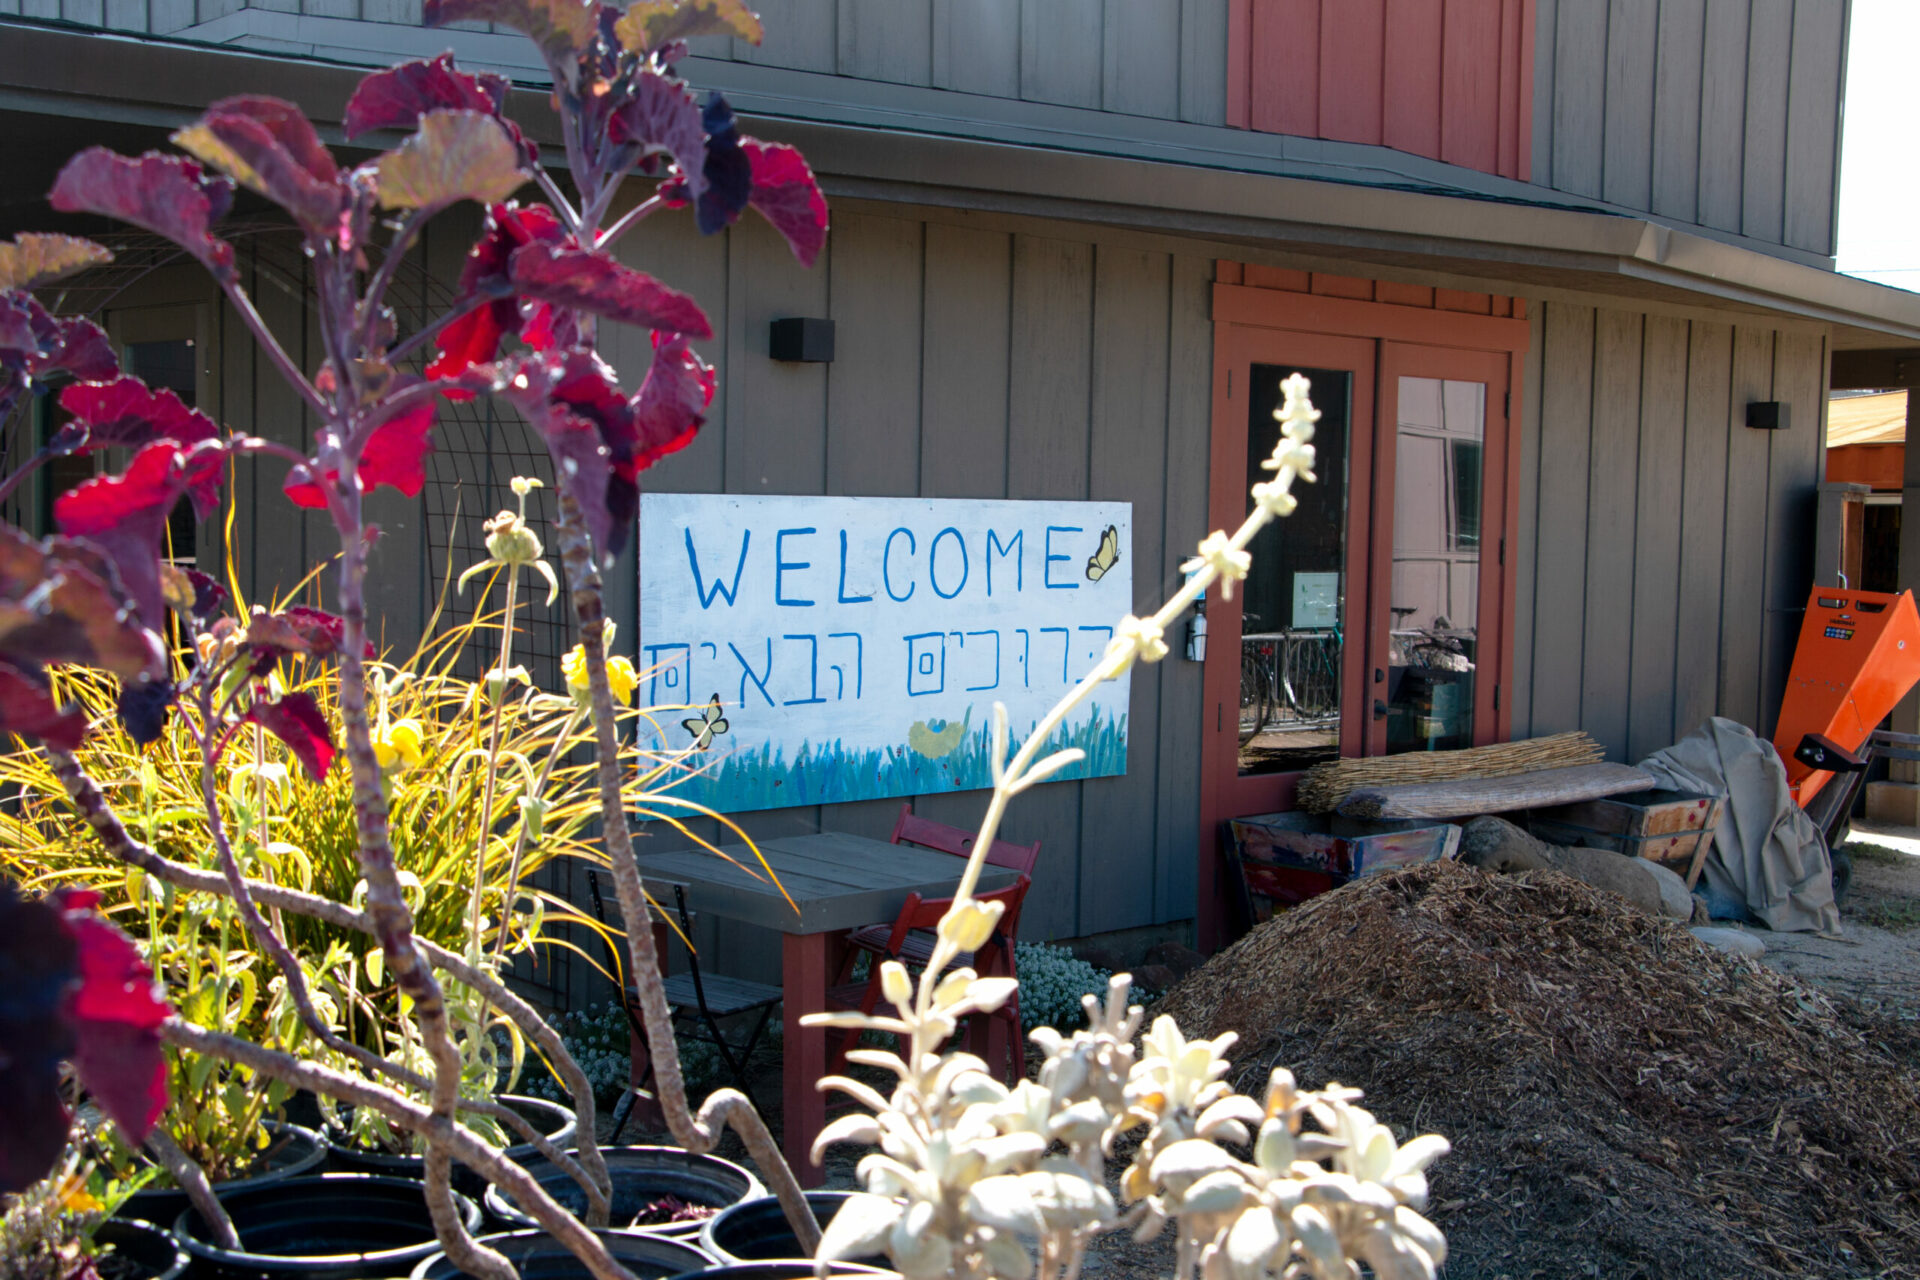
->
7;18;1920;349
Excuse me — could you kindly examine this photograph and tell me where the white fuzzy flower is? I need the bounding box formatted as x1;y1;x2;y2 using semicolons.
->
1182;531;1251;600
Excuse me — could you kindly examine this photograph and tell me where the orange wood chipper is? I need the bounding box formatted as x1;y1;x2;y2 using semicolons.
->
1772;584;1920;899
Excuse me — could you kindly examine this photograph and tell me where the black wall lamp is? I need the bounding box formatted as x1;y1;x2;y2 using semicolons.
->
1746;400;1789;430
770;317;834;363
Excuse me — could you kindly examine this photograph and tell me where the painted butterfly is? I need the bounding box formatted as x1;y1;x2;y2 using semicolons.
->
1086;524;1120;581
682;693;730;750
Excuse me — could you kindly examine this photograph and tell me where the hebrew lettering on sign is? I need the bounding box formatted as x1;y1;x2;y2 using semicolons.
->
638;493;1133;814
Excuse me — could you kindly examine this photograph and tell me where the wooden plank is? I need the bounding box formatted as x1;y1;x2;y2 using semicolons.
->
837;0;932;85
1179;0;1230;125
1435;288;1492;314
1650;0;1705;223
60;0;103;21
1020;0;1102;109
1079;246;1170;936
148;0;191;27
1338;762;1658;820
1383;0;1442;159
1376;281;1435;308
825;212;922;496
1626;315;1687;761
1782;0;1844;254
919;223;1011;498
1511;304;1544;740
1003;233;1093;939
1497;0;1527;177
1105;0;1183;119
1673;321;1732;737
1154;254;1213;924
1530;0;1558;182
931;0;1019;98
735;0;836;71
1741;0;1792;244
1760;330;1824;735
1579;308;1642;761
1245;265;1311;292
1528;302;1594;736
1309;273;1372;300
359;0;420;22
1549;0;1606;197
1440;0;1501;173
1717;325;1774;729
1697;0;1750;233
1249;0;1318;135
1317;0;1384;145
722;215;829;498
1601;0;1656;211
102;0;145;31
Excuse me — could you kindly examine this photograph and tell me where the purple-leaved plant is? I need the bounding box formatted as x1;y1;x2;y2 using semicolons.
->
0;2;828;1275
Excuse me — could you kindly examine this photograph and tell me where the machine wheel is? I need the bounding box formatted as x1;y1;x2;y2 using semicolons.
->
1831;847;1854;904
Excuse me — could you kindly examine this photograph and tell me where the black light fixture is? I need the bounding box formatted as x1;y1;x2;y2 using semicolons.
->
769;317;834;363
1746;400;1789;430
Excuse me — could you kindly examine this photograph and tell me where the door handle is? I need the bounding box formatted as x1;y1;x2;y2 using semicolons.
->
1373;699;1388;721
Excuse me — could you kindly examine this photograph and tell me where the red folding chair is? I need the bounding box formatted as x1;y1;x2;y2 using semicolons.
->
888;802;1042;874
825;875;1031;1083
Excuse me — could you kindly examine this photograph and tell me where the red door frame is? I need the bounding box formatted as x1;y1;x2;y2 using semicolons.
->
1367;343;1514;755
1196;285;1529;951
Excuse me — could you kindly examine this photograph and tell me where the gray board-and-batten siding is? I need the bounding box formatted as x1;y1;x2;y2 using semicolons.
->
7;0;1849;265
1512;300;1829;768
166;197;1833;980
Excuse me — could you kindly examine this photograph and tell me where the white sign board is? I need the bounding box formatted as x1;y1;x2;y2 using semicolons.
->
638;493;1133;814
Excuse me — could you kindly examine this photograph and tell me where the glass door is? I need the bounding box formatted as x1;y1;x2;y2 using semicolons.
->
1369;345;1512;755
1201;328;1375;825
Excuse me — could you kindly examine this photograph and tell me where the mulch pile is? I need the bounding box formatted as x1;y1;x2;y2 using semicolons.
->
1153;861;1920;1279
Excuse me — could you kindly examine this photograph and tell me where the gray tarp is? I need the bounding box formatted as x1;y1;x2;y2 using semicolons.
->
1637;717;1841;935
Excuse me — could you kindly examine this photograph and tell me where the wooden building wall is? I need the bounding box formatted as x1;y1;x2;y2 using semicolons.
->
1511;300;1829;764
1227;0;1535;181
1532;0;1849;257
606;203;1214;965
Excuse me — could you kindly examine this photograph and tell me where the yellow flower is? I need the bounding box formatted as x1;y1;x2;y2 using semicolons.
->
563;644;638;707
373;718;425;770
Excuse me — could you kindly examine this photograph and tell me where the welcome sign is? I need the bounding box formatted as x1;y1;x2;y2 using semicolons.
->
637;493;1133;814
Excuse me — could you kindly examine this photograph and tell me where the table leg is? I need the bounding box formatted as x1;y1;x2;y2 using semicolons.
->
782;931;831;1188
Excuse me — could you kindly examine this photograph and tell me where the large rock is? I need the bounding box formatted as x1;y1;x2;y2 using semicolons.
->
1459;816;1687;920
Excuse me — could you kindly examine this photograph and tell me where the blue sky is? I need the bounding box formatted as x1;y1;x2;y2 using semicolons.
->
1837;0;1920;284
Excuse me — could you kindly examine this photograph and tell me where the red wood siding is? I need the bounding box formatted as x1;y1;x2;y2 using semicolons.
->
1217;261;1525;319
1228;0;1534;182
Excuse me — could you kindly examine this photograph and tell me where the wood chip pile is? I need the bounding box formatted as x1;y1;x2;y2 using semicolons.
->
1152;861;1920;1279
1294;731;1604;813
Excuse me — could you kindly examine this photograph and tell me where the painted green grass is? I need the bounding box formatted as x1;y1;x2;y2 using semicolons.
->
664;707;1129;812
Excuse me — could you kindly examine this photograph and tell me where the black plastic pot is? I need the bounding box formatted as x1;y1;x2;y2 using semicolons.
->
409;1228;710;1279
93;1218;191;1280
699;1192;887;1269
327;1095;575;1195
117;1122;329;1228
664;1265;895;1280
172;1172;481;1280
483;1146;764;1239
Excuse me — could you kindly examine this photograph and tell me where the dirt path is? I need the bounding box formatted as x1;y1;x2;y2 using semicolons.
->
1751;820;1920;1018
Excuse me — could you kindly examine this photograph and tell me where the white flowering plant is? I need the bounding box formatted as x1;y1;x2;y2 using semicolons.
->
1014;941;1117;1034
806;376;1454;1280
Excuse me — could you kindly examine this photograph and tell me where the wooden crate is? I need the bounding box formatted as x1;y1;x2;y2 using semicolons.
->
1527;788;1722;889
1226;812;1460;928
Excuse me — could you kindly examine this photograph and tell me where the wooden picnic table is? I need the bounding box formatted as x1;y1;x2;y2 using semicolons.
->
633;830;1019;1186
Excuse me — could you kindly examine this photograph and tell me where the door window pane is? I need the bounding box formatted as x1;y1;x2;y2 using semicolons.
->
1239;364;1350;775
1386;376;1484;753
